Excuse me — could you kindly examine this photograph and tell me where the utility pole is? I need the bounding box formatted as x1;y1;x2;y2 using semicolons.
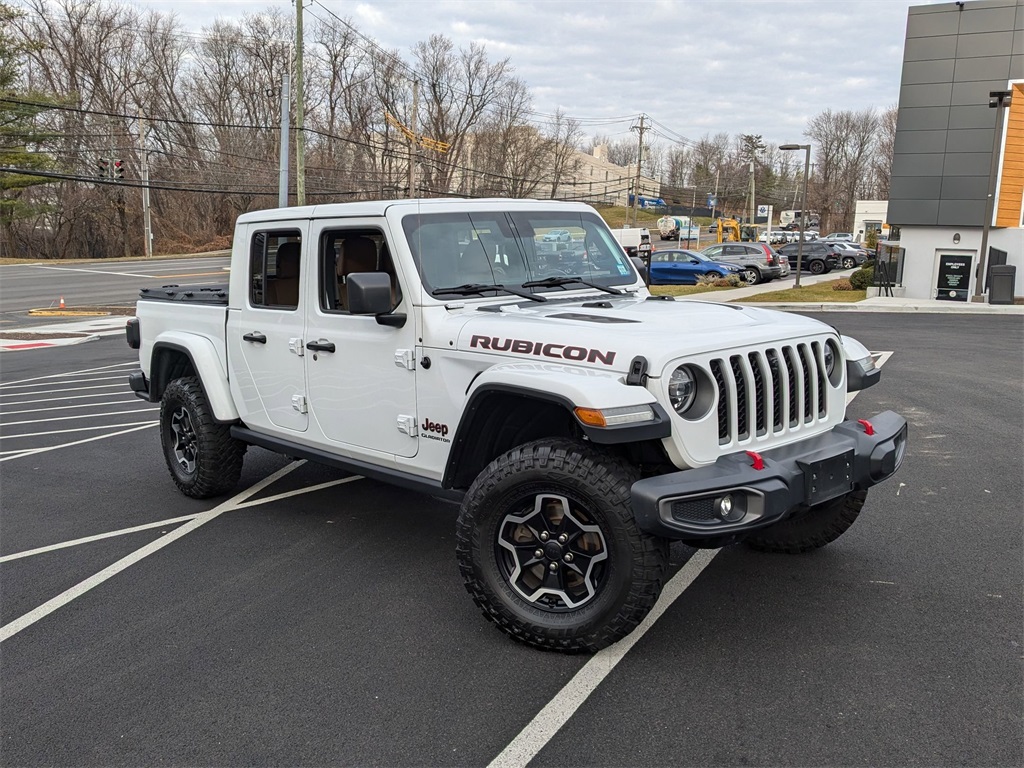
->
294;0;306;206
138;115;153;258
631;114;646;226
408;79;419;198
278;72;291;207
748;160;755;236
975;89;1012;300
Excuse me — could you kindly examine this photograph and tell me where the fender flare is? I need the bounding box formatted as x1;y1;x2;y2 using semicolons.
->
152;332;239;422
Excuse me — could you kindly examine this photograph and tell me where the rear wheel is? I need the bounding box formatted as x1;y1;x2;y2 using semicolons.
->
160;376;246;499
456;438;667;652
742;267;761;285
808;259;826;275
842;256;856;270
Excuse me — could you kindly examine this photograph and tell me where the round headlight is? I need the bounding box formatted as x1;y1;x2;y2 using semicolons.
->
823;342;836;376
668;366;697;414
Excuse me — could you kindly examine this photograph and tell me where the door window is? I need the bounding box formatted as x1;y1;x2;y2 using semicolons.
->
250;230;302;310
318;228;402;313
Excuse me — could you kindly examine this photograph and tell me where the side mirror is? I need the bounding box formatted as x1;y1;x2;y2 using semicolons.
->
347;272;394;315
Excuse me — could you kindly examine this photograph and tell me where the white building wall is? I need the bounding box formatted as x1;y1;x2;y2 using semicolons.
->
898;226;1024;299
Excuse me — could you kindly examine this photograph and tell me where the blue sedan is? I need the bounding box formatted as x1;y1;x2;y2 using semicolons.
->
648;249;744;285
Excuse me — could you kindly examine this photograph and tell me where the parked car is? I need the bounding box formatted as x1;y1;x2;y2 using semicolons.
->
542;229;572;242
758;230;790;245
776;241;842;274
777;252;791;278
647;249;744;285
829;242;871;269
699;242;783;284
822;232;854;242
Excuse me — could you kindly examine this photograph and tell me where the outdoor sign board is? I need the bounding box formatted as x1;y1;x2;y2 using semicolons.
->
935;253;971;301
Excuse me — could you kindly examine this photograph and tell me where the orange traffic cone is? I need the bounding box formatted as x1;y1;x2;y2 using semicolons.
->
59;296;65;309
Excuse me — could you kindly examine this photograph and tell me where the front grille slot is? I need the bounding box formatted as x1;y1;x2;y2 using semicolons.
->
708;341;829;446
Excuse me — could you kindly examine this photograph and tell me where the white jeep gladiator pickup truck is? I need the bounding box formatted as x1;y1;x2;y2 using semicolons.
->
126;198;907;652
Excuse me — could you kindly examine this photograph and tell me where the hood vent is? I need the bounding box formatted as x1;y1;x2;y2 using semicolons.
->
548;312;638;324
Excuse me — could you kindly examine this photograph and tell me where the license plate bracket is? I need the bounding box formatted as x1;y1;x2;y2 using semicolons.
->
799;450;854;506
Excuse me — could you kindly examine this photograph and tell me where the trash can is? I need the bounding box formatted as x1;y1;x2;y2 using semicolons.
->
988;265;1016;305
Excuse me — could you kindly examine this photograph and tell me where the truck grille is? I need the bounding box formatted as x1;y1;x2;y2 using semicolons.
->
710;343;828;445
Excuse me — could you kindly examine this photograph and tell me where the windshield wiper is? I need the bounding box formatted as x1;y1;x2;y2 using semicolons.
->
430;283;547;302
520;276;627;295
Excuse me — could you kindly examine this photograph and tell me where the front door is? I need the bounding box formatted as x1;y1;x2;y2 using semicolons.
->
303;220;419;458
228;225;309;432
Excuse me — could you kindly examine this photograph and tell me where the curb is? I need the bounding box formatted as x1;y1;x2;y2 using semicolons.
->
27;309;111;317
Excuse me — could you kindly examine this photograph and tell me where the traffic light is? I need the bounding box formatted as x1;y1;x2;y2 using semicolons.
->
97;157;109;178
113;159;124;180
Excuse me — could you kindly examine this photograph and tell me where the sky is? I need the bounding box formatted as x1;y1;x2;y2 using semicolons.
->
126;0;941;149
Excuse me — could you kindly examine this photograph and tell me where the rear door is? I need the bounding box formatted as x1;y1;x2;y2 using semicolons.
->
227;225;309;432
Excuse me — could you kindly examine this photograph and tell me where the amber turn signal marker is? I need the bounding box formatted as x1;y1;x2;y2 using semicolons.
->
574;407;607;427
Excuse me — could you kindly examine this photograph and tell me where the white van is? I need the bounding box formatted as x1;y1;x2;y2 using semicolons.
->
608;227;652;257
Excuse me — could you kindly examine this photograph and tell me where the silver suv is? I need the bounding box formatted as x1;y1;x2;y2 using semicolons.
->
699;242;783;284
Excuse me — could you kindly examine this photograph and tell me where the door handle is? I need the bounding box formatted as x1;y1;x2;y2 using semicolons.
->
243;332;267;344
306;339;336;353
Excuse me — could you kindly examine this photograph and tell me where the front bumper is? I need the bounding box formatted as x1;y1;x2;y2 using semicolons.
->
631;411;908;540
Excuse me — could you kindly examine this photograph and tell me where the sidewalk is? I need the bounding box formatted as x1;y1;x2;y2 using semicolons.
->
0;315;128;351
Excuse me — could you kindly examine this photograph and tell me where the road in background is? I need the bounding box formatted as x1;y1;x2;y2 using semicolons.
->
0;255;231;319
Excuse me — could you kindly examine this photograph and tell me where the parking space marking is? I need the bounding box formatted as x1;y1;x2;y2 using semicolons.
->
1;420;158;440
2;408;158;427
0;476;365;565
0;423;157;462
0;514;202;564
488;353;893;768
30;265;153;278
488;549;720;768
0;375;131;392
0;383;128;397
3;399;146;416
0;460;305;643
0;361;136;389
2;392;143;406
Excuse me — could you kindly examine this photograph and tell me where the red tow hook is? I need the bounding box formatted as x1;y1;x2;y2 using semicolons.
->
745;450;765;471
857;419;875;436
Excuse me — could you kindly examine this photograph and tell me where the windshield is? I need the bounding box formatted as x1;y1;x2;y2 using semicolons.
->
402;210;638;295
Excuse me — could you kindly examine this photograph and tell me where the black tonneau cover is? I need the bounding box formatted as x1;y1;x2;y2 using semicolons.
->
138;284;229;304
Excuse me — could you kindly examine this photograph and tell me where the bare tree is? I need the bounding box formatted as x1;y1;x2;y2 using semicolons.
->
805;107;879;233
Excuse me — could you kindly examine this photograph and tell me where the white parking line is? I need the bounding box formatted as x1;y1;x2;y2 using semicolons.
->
1;408;158;427
0;362;136;389
487;353;894;768
0;420;157;439
0;476;365;564
0;383;128;397
2;399;144;416
0;374;130;391
0;423;157;462
30;265;153;278
0;461;304;643
488;549;719;768
1;392;141;407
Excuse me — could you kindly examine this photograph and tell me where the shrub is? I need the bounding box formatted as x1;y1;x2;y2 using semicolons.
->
697;273;743;287
850;265;875;290
832;278;854;291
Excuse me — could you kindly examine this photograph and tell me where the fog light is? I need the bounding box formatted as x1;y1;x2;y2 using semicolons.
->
715;494;744;522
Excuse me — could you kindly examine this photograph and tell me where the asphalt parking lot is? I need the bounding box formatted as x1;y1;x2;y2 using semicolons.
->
1;314;1021;767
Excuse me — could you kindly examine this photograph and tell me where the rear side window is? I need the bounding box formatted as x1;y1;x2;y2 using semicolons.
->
250;230;302;310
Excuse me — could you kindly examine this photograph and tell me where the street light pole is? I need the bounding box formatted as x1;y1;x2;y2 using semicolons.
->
781;144;811;288
975;89;1012;300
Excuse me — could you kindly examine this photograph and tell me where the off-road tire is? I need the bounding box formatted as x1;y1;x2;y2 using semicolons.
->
742;267;761;285
160;376;246;499
744;489;867;554
456;438;667;653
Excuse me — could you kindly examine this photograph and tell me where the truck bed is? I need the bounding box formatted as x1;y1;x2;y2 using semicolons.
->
138;284;229;304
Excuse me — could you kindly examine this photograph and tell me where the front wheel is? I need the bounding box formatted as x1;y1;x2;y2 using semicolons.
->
742;267;761;285
744;490;867;553
160;376;246;498
706;271;723;279
456;439;667;652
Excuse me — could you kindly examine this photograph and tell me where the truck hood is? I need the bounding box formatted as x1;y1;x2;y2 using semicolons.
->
448;294;833;375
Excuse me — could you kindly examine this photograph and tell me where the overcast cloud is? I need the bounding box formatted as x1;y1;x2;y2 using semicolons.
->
126;0;939;147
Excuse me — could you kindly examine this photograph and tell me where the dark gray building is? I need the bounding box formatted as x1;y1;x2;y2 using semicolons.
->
888;0;1022;300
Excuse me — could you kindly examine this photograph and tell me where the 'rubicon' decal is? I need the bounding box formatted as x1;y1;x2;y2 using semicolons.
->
470;335;616;366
